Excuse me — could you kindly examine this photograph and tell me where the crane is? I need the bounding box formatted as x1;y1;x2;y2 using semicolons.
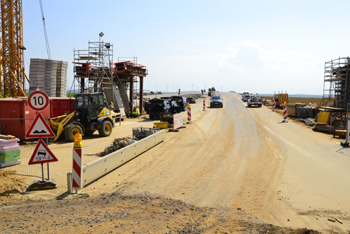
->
0;0;29;97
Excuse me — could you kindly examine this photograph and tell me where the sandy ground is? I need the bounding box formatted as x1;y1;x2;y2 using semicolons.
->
1;92;349;233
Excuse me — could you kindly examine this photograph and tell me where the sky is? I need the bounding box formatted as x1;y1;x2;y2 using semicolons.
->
22;0;350;95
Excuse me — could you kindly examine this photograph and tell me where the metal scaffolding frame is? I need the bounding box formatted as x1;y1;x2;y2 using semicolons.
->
71;39;113;94
320;57;350;111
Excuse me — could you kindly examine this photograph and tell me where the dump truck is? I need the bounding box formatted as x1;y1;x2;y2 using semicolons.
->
49;92;115;142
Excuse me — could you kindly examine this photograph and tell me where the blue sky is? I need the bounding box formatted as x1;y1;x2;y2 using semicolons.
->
23;0;350;94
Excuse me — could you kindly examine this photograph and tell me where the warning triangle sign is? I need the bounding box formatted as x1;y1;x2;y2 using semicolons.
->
26;113;55;138
28;138;58;165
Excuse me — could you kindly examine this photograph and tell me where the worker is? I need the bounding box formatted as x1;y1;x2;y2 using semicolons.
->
109;101;114;110
129;107;140;117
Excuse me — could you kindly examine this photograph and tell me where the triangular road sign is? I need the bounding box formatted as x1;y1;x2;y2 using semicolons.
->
28;138;58;165
26;113;55;138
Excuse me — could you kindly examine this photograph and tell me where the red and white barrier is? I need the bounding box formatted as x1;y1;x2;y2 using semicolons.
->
203;99;206;111
282;102;288;122
187;104;192;123
72;134;83;192
173;113;183;129
273;98;276;112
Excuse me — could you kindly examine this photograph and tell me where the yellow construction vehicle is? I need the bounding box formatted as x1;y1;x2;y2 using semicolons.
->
50;92;115;142
208;87;216;97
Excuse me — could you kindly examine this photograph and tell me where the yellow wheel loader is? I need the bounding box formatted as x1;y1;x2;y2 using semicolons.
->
50;92;115;142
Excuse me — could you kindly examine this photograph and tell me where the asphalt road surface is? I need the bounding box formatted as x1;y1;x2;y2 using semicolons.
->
1;92;350;233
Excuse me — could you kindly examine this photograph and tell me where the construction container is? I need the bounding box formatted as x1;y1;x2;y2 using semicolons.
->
50;97;75;118
296;106;315;118
287;103;306;116
0;97;51;140
154;122;168;129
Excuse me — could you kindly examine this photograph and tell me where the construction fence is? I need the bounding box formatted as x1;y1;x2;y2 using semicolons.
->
0;118;44;179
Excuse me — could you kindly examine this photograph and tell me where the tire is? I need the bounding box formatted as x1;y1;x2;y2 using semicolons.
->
248;104;251;107
99;121;112;137
85;130;95;136
65;124;83;142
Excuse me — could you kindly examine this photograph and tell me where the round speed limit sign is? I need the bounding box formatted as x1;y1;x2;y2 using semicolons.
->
28;91;49;111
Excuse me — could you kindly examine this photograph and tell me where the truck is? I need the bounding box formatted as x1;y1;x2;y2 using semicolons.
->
247;94;262;107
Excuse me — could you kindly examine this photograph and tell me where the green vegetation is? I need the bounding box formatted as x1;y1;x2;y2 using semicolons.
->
0;92;10;98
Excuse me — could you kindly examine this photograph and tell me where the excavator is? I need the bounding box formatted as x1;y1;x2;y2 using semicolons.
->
50;92;115;142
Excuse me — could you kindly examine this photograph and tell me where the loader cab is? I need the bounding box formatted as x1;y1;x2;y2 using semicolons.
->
75;93;105;120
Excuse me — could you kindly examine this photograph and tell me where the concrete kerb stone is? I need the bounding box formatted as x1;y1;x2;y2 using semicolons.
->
66;130;166;193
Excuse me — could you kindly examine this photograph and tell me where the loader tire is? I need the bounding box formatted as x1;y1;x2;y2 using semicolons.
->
65;124;83;142
99;121;112;137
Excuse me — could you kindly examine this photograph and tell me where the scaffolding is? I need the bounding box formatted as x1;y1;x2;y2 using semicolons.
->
320;57;350;111
70;37;148;116
71;40;113;94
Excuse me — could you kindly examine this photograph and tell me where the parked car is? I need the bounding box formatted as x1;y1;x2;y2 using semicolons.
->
242;93;250;102
144;98;151;113
149;98;169;119
187;97;196;104
210;95;223;108
170;96;188;112
160;96;172;101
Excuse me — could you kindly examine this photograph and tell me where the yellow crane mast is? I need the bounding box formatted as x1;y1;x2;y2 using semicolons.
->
0;0;28;97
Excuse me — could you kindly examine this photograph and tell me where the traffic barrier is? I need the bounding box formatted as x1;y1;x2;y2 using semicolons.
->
72;133;83;192
67;130;166;189
187;104;191;123
203;98;206;111
273;98;276;112
282;102;288;122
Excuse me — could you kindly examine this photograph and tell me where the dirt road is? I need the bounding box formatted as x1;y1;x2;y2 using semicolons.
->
1;92;349;233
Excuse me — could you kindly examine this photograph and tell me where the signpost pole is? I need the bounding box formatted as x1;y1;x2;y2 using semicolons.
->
47;164;50;180
45;138;50;180
41;163;44;181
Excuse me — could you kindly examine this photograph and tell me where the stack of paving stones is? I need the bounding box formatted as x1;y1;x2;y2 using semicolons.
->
56;61;68;97
0;138;20;168
29;58;68;97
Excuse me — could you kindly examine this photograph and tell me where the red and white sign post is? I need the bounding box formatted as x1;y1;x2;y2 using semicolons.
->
187;104;192;123
282;102;288;123
272;98;276;112
72;134;83;192
203;98;206;111
26;91;58;189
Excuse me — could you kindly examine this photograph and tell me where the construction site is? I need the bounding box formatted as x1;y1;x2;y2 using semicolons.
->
1;1;350;234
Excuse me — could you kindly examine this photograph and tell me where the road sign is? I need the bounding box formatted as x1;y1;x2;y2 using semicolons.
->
28;90;49;111
28;138;58;165
26;113;55;138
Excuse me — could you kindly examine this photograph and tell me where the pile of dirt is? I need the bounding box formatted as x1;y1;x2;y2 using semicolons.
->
0;171;27;204
0;192;321;234
97;137;136;157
